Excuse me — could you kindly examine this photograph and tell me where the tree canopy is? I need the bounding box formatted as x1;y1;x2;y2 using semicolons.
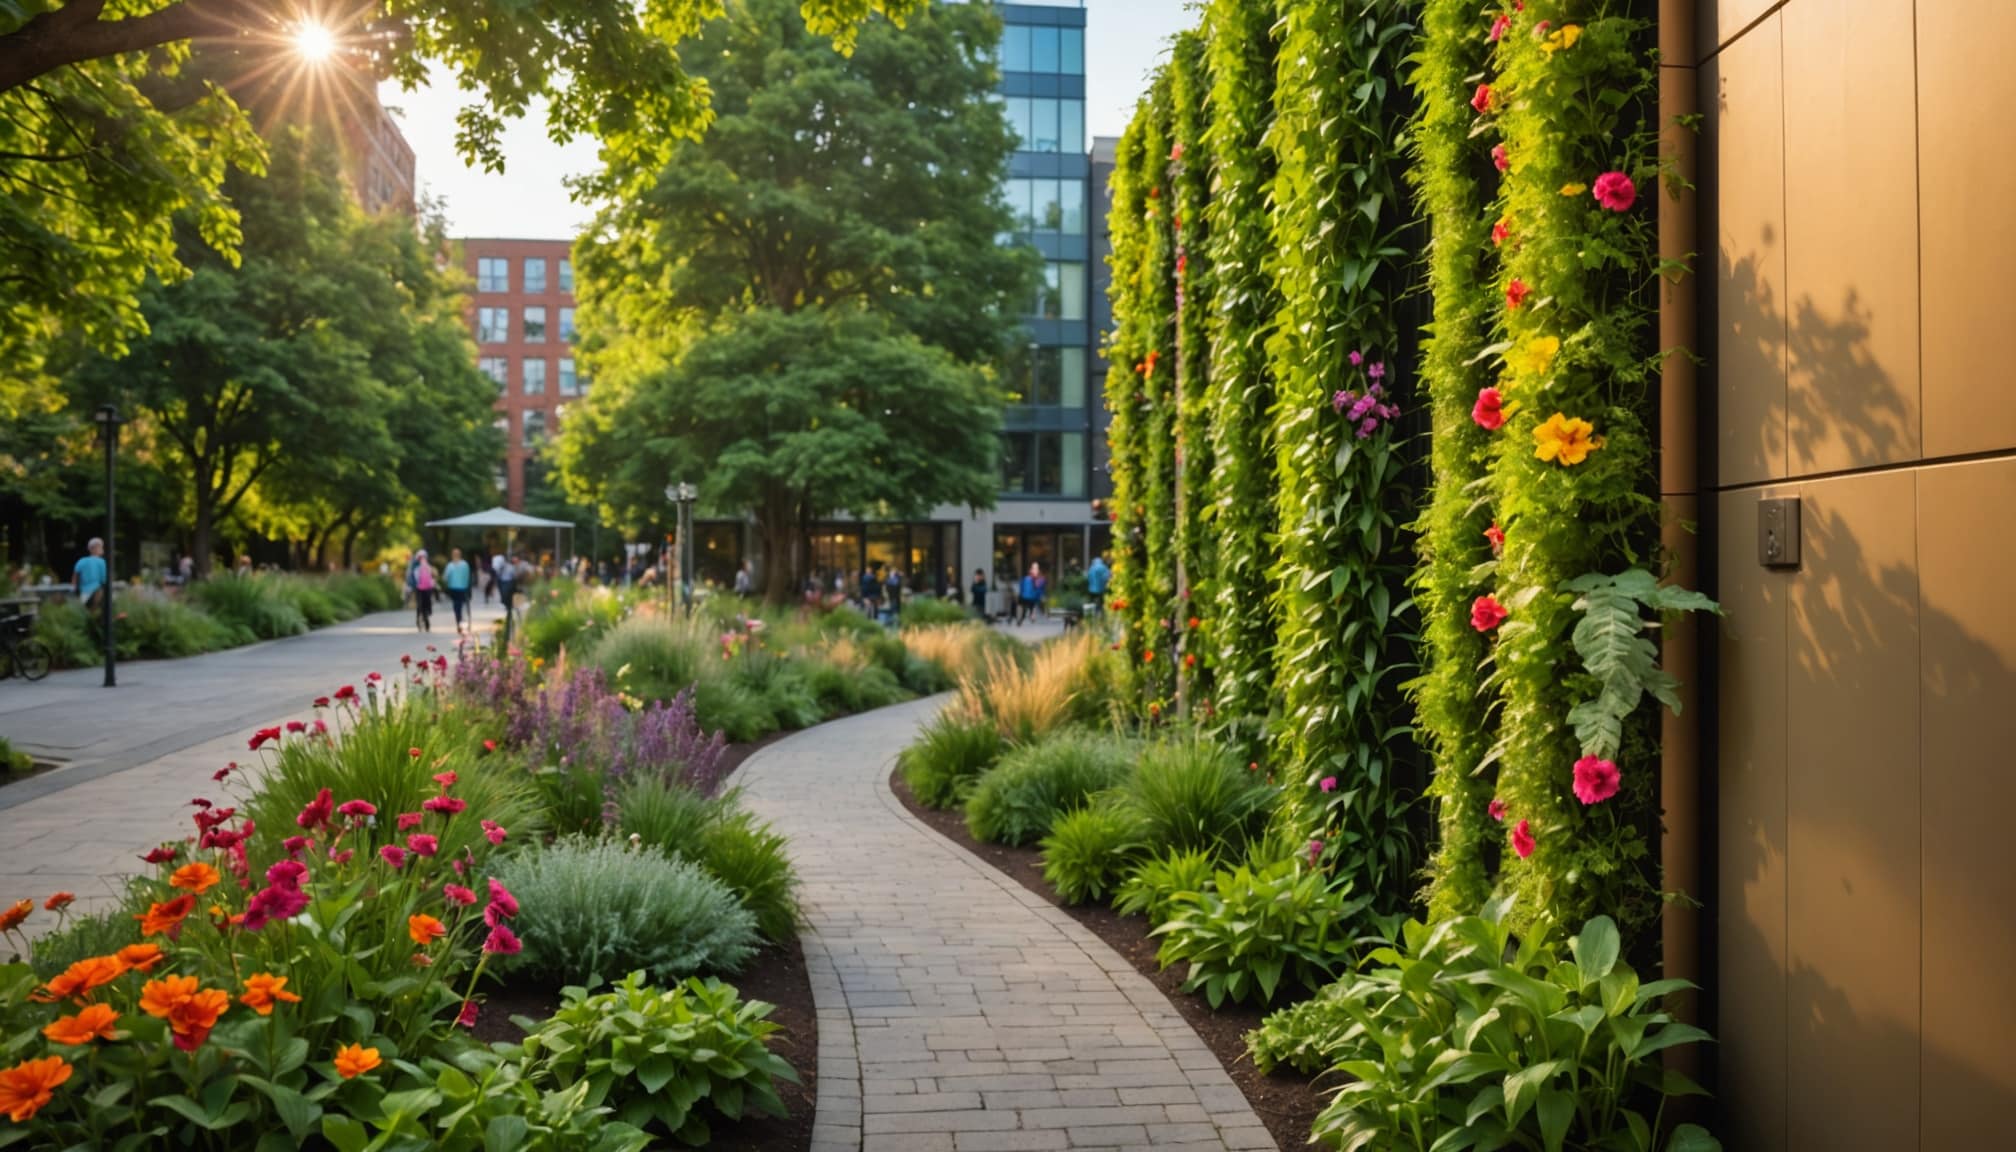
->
557;0;1032;600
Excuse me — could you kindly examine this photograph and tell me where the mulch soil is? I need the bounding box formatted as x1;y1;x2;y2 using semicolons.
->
891;768;1326;1152
470;728;817;1152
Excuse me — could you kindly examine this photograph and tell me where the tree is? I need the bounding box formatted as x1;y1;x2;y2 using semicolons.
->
1;0;920;423
69;131;495;575
558;0;1032;601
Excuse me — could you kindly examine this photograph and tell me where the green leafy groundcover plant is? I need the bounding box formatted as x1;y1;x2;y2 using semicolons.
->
1114;738;1276;856
1151;857;1367;1008
1249;908;1721;1152
514;972;798;1147
898;708;1006;808
963;732;1137;847
1039;802;1147;905
1112;846;1216;924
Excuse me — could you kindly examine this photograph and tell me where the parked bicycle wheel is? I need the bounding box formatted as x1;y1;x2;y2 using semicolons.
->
12;639;51;682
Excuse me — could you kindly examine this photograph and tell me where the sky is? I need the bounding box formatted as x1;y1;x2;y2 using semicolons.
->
378;0;1194;239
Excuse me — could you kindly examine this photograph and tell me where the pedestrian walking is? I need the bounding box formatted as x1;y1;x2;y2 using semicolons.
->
72;538;107;611
412;549;438;632
1032;564;1049;618
1017;563;1041;624
1086;552;1111;616
495;551;518;625
970;569;989;620
883;566;904;625
443;548;473;634
734;561;753;598
480;552;497;605
859;566;882;618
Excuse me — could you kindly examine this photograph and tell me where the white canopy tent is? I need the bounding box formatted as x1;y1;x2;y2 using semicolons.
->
424;507;573;565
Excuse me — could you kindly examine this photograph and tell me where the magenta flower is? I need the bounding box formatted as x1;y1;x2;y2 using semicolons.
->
1492;144;1509;172
407;833;439;857
1319;776;1338;793
282;835;312;858
327;849;354;865
1488;798;1507;822
443;883;477;906
296;788;333;831
1489;13;1511;41
1572;756;1621;804
397;812;424;831
379;845;408;869
1470;595;1510;632
1348;349;1364;367
1306;839;1324;867
265;860;308;890
432;771;457;789
337;799;376;818
423;795;467;817
484;877;519;926
457;1000;480;1029
1511;819;1536;859
1593;171;1636;212
482;924;522;955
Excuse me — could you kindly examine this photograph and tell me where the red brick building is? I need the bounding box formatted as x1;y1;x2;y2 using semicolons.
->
455;238;581;510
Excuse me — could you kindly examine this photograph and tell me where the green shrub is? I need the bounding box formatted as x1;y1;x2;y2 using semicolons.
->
524;598;595;659
495;836;760;985
246;702;542;872
964;732;1137;846
617;775;730;859
267;575;352;626
697;810;799;945
116;596;241;658
1116;738;1277;856
0;736;32;777
517;972;798;1145
860;629;910;677
813;604;880;637
899;651;954;694
731;649;824;731
187;575;308;639
1113;847;1217;924
1254;910;1722;1152
1039;803;1146;904
693;674;778;743
899;597;971;628
1152;858;1365;1007
800;653;908;716
31;602;99;668
898;708;1005;808
325;571;402;613
593;616;708;706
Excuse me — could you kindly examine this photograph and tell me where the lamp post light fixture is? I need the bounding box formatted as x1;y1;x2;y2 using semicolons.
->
665;482;699;614
92;404;121;688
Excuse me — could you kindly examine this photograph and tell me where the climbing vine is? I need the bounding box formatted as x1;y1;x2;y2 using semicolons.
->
1263;0;1418;905
1409;0;1505;921
1136;75;1180;711
1102;116;1152;695
1169;30;1216;715
1199;0;1279;751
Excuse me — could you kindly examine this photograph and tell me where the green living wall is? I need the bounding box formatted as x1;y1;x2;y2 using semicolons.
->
1169;30;1215;713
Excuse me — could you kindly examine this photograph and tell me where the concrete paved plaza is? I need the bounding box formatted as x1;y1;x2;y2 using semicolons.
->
0;602;502;932
736;698;1277;1152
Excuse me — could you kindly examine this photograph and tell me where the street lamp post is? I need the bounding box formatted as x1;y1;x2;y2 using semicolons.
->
665;482;698;615
92;405;121;688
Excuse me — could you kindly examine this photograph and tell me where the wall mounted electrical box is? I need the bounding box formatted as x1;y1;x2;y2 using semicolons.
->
1758;496;1801;569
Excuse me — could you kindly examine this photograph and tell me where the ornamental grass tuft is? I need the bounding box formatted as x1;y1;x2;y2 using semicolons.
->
964;731;1138;846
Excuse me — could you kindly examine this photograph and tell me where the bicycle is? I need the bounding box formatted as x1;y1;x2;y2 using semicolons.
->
1;612;52;682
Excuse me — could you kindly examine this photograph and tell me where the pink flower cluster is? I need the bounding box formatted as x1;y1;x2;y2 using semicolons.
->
1330;351;1400;438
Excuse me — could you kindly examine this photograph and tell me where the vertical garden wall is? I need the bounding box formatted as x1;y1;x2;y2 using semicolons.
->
1100;0;1707;937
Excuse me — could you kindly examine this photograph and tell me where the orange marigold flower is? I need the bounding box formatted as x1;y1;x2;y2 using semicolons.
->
1142;650;1155;664
43;892;74;912
169;989;228;1051
169;862;222;894
42;1003;119;1046
334;1043;382;1080
240;973;301;1016
115;943;165;973
408;914;446;947
136;893;196;937
0;899;31;933
0;1055;72;1122
138;974;200;1019
34;955;126;1003
1532;412;1599;466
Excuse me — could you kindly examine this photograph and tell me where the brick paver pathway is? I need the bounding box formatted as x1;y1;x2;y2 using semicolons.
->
735;698;1277;1152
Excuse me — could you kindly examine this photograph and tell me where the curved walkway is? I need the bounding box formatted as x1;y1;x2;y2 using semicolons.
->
734;698;1277;1152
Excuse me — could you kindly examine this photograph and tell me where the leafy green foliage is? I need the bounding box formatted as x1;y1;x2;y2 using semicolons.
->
1112;847;1216;924
559;0;1031;600
1199;0;1281;740
1408;0;1505;923
1262;0;1419;908
1114;738;1276;856
320;1043;653;1152
1039;803;1147;906
964;732;1137;846
187;576;308;640
592;617;708;706
1564;570;1721;759
899;708;1006;809
695;810;800;946
516;972;799;1146
616;776;732;859
899;598;972;628
1169;30;1216;710
494;837;760;986
1254;909;1720;1152
1152;859;1365;1008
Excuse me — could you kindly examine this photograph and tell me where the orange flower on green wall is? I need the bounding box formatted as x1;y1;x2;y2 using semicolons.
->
1532;412;1598;465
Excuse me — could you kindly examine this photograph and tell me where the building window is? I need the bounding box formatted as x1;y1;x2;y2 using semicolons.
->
479;356;509;393
523;358;547;396
523;307;547;343
559;358;579;396
558;258;574;293
1004;178;1086;235
523;257;547;295
522;409;546;448
1004;97;1083;154
1001;25;1082;75
495;414;511;445
1035;262;1086;320
477;258;508;293
1025;345;1087;407
1000;431;1086;497
559;307;576;343
477;307;509;343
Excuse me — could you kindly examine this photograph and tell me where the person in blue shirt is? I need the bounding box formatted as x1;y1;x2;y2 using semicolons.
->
442;548;473;634
1085;553;1111;615
72;538;107;609
1016;563;1041;625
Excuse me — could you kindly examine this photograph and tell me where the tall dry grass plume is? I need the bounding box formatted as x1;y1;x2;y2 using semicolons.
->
960;629;1103;743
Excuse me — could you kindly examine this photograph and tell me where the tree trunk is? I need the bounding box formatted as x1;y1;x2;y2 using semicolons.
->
191;491;216;580
758;487;801;604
